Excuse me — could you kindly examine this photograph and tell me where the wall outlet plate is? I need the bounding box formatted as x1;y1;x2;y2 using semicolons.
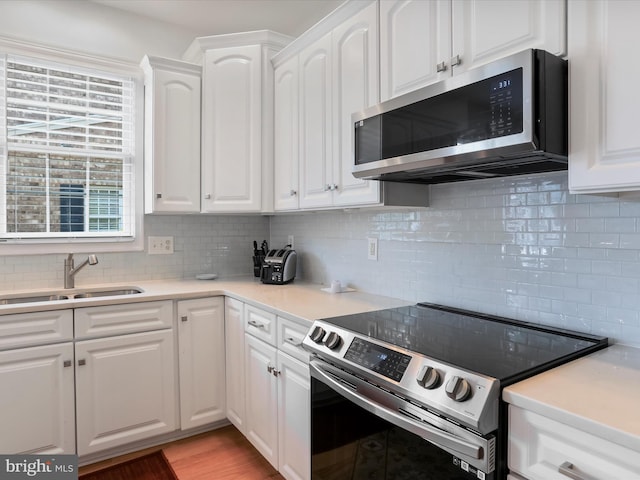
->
367;237;378;261
149;236;174;254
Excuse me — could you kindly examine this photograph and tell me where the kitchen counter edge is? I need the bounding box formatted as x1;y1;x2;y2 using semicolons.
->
502;344;640;453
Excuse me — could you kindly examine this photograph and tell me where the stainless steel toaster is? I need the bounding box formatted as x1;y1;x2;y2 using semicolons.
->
260;247;297;285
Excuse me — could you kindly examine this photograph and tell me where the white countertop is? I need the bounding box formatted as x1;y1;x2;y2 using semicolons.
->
503;344;640;453
0;277;410;324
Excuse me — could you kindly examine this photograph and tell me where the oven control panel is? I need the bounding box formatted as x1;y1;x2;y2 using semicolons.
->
343;337;411;382
304;321;500;433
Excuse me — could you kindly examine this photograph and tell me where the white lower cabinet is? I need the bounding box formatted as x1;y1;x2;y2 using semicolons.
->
75;328;176;456
508;405;639;480
227;301;310;480
0;342;75;454
225;297;246;433
177;297;226;430
245;333;279;467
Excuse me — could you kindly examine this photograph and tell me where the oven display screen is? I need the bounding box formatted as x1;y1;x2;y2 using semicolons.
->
344;338;411;382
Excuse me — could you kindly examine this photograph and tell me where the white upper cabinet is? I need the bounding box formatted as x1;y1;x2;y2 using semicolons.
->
141;56;201;213
274;1;381;211
298;33;334;209
568;0;640;194
201;45;263;212
181;31;291;213
273;55;300;211
380;0;450;100
380;0;566;100
331;2;380;207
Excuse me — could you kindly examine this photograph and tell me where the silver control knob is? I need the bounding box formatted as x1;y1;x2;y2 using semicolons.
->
445;376;472;402
324;332;342;350
309;326;326;343
416;365;441;389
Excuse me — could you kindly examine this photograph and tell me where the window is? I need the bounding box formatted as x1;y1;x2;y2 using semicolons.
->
0;53;138;247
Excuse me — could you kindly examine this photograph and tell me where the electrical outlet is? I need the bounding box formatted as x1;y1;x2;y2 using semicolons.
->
148;236;174;254
367;237;378;261
288;235;294;249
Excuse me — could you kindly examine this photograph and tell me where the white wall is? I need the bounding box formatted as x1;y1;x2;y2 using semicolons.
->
0;0;196;62
271;172;640;347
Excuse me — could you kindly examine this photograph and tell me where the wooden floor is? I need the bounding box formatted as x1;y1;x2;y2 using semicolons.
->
79;426;285;480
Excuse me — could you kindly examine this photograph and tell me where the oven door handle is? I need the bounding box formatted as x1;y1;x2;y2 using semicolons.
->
310;360;484;461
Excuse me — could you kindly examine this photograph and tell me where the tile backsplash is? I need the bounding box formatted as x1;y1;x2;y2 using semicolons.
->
0;215;269;290
271;172;640;347
1;171;639;346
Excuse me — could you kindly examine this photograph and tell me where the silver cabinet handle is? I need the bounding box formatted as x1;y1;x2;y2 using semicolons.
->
181;316;188;322
248;320;265;329
451;54;462;67
324;184;331;191
332;184;338;191
289;189;297;196
204;193;211;199
272;369;281;377
284;336;304;348
558;461;598;480
78;359;86;366
436;61;447;72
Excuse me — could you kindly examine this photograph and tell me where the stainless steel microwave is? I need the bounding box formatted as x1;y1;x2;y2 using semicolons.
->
352;49;567;184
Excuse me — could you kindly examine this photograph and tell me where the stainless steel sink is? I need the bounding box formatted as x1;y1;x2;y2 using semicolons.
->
0;287;143;305
0;294;70;305
72;288;143;299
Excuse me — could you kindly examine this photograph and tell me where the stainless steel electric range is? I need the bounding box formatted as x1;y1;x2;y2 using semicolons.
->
303;302;608;480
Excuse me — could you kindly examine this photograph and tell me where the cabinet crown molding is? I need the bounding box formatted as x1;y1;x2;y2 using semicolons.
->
271;0;375;68
140;55;201;76
182;30;293;64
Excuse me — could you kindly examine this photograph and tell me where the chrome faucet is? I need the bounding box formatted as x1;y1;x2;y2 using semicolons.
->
64;253;98;289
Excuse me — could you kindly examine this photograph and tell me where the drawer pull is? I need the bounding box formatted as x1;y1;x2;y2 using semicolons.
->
78;359;86;366
284;336;303;348
248;320;265;329
181;316;188;322
559;461;597;480
63;360;72;368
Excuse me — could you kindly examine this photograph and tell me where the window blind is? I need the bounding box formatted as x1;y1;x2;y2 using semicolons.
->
0;54;135;238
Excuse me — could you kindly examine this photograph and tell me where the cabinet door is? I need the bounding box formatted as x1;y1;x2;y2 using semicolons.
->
244;333;279;468
225;297;245;433
274;55;300;211
178;297;226;430
332;1;380;207
75;329;176;456
0;343;75;454
277;353;310;480
451;0;566;75
298;32;333;209
201;45;262;212
380;0;451;100
509;405;639;479
568;0;640;193
143;60;201;213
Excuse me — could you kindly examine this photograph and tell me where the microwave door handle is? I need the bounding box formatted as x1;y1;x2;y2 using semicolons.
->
310;361;483;460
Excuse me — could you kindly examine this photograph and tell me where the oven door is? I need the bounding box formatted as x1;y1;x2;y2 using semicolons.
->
310;359;495;480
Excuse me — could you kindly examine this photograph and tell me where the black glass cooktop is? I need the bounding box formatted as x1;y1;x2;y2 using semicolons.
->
322;302;608;385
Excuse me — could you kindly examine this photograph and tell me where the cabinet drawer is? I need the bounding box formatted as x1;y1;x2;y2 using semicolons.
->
0;310;73;350
509;405;639;480
245;304;276;346
277;316;310;363
74;300;173;339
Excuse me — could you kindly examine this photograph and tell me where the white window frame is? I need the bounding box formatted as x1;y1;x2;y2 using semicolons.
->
0;39;144;255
